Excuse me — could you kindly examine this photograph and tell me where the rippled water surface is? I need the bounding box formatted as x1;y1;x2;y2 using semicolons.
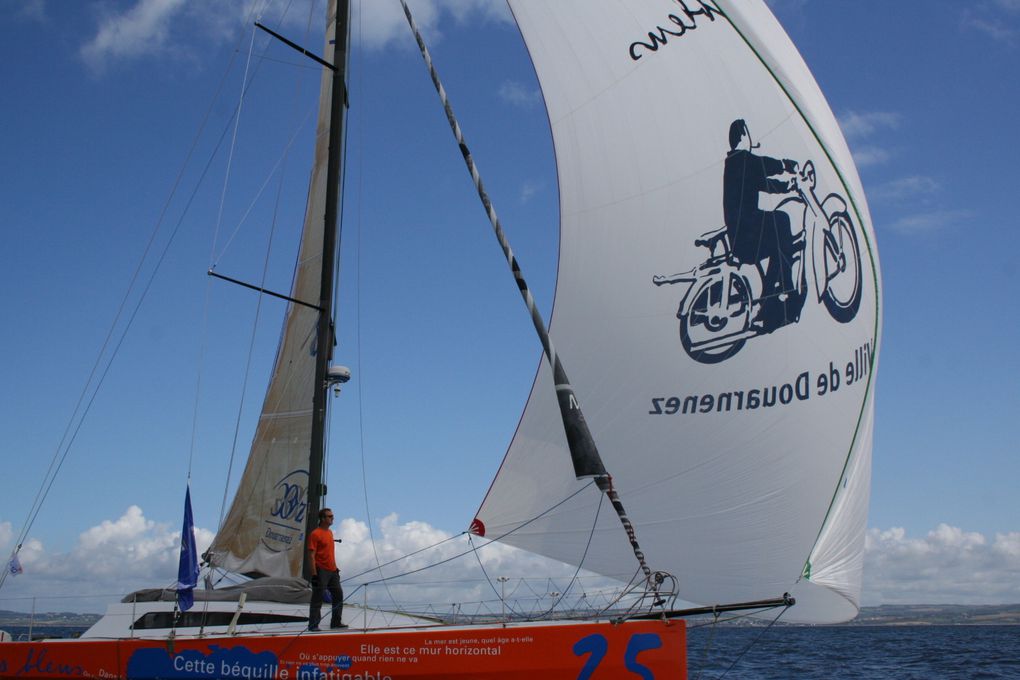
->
686;625;1020;679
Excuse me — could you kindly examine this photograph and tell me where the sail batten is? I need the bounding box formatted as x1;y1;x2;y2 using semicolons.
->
480;0;881;624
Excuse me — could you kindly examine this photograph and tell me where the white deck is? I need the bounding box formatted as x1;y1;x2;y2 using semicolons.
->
81;599;442;640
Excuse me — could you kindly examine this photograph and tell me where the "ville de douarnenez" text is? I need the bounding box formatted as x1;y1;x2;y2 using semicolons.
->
649;340;873;415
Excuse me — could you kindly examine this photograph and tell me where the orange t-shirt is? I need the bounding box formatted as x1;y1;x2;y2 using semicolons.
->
308;527;337;571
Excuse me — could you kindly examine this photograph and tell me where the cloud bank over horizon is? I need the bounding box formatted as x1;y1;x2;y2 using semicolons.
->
1;510;1017;614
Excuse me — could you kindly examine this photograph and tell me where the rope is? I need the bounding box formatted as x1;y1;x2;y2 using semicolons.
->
213;23;260;530
692;609;721;680
0;0;267;596
469;535;525;620
395;0;572;431
600;475;655;585
396;0;660;592
529;488;605;620
210;0;319;536
717;603;791;679
343;1;403;615
349;482;595;587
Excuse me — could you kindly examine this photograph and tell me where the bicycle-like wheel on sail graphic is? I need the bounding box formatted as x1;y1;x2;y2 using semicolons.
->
819;208;862;323
679;272;752;363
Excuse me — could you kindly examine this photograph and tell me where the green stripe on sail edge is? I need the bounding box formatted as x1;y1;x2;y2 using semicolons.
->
713;0;883;585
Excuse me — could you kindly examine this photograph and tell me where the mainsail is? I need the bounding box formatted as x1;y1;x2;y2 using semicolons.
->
476;0;881;624
205;5;339;580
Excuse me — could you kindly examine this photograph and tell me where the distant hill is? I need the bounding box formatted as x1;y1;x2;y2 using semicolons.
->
0;610;100;628
684;603;1020;627
850;604;1020;626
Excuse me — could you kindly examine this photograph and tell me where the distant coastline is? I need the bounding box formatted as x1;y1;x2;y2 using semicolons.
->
688;603;1020;627
2;604;1018;630
846;603;1020;626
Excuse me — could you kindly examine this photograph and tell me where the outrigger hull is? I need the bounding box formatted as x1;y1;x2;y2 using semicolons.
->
0;619;685;680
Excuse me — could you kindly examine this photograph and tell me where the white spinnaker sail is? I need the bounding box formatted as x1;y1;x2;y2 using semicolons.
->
476;0;881;623
205;4;337;579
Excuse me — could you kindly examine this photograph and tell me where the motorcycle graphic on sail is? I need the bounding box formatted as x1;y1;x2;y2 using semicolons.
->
653;158;862;364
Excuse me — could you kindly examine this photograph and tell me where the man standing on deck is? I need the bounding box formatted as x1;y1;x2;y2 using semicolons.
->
308;507;346;631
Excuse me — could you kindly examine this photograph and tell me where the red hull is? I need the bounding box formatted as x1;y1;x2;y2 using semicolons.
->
0;620;685;679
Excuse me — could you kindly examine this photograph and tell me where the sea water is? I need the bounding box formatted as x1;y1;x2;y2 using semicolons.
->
686;625;1020;679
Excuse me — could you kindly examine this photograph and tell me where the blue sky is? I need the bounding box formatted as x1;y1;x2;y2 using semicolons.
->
0;0;1018;612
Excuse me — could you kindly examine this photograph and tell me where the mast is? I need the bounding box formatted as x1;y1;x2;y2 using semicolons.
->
304;0;350;581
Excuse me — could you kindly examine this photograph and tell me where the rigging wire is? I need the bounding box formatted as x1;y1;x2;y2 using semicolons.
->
202;0;309;491
692;610;723;680
470;486;606;621
344;0;402;614
213;25;319;535
199;0;335;565
715;603;792;680
347;482;595;590
342;532;465;585
0;6;267;593
468;535;524;621
395;0;660;592
213;22;262;531
532;489;605;618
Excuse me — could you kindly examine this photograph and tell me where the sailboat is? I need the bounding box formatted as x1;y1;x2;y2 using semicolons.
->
0;0;880;678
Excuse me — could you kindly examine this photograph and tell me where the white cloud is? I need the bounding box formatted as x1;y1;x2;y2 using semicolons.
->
960;0;1020;42
353;0;422;49
866;175;968;237
80;0;190;73
886;209;972;235
15;0;47;22
77;0;309;74
838;111;901;142
76;0;511;73
851;145;893;168
353;0;511;50
334;514;623;616
520;179;544;204
0;507;213;612
837;111;901;167
9;512;1017;615
0;510;621;616
498;80;541;108
963;14;1019;42
871;175;940;203
862;524;1020;605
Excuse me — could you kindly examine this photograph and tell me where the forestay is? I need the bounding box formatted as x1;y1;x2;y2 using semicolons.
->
205;6;338;580
476;0;881;624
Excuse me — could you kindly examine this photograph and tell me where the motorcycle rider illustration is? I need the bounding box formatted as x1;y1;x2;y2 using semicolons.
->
723;119;800;331
653;119;862;364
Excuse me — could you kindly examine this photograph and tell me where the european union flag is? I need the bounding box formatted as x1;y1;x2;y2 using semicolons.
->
176;485;199;612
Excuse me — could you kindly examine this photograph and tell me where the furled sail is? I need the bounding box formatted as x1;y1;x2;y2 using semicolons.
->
476;0;881;623
205;4;338;579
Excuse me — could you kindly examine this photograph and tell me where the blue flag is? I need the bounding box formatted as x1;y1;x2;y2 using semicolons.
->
176;485;199;612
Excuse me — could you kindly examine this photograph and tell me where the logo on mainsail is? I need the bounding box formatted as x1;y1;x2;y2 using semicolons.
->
652;119;862;364
262;469;308;552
